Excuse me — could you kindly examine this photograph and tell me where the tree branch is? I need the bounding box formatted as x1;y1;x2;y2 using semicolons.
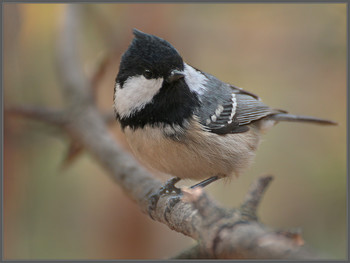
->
7;5;319;259
5;106;66;125
240;174;274;221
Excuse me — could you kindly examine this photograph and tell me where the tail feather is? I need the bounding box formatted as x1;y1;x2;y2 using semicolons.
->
269;113;337;126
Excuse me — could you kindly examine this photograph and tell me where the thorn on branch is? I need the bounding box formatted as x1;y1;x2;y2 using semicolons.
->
240;175;274;220
60;141;85;170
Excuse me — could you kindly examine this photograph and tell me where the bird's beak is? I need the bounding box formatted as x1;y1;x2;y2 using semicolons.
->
166;70;185;83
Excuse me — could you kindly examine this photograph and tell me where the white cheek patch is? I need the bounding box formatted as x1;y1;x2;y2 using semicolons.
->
183;63;207;96
114;75;164;118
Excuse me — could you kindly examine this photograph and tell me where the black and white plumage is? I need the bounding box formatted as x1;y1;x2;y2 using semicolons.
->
114;29;336;187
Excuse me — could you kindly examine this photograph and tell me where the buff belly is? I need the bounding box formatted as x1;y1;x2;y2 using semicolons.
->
124;123;261;180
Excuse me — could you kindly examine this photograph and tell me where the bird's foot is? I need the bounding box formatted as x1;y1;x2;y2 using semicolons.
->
158;177;182;195
148;177;182;215
148;176;220;217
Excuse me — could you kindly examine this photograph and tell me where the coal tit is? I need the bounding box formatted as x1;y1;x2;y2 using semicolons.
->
114;29;336;190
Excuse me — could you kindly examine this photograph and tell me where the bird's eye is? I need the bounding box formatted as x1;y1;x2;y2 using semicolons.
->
143;69;153;79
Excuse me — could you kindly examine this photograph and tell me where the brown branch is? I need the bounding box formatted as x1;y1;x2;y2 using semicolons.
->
55;4;92;107
90;54;112;99
7;5;320;259
240;174;274;220
60;140;85;169
5;106;66;125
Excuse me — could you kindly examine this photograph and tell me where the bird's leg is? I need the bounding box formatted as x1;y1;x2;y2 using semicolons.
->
148;176;220;214
190;175;219;189
148;177;181;214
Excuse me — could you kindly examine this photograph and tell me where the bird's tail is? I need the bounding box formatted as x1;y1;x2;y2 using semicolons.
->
269;113;337;126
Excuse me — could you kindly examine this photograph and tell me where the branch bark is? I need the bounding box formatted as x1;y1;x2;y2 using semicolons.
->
6;5;319;259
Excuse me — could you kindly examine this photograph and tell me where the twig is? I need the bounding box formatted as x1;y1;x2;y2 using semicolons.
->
56;4;91;106
5;106;66;125
90;54;112;99
240;175;274;220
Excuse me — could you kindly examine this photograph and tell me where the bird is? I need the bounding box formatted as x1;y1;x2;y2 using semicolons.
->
113;29;336;195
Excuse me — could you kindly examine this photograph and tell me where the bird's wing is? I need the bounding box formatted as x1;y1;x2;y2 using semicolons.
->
196;73;279;134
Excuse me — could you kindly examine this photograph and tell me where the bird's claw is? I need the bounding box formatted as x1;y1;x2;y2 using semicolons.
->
148;177;182;215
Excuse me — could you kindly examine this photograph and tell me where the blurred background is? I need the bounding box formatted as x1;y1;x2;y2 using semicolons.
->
4;3;346;260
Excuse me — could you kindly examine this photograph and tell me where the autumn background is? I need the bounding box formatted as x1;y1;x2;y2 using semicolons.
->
4;3;347;260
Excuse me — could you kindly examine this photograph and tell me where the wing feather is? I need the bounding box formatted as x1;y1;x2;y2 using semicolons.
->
200;91;278;134
193;69;279;135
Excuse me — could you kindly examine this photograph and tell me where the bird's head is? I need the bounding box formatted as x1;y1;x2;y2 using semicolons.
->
114;29;186;119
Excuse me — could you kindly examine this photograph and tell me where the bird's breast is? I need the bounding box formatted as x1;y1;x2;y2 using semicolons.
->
123;121;261;180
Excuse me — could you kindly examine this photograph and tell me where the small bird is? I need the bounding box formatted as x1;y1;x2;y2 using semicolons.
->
114;29;336;193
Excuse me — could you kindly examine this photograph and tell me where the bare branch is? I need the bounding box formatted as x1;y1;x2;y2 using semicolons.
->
90;54;112;99
240;174;274;220
5;106;66;125
56;4;92;106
